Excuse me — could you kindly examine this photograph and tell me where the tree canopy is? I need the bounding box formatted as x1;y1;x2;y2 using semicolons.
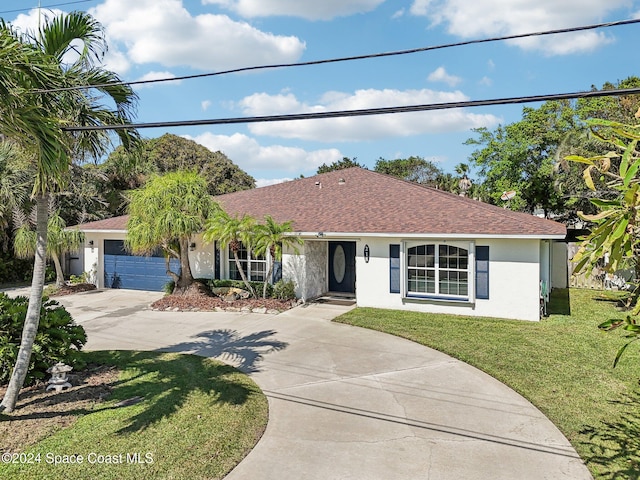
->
102;134;255;214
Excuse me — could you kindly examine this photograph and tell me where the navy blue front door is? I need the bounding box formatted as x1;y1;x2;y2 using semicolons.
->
103;240;179;291
328;241;356;293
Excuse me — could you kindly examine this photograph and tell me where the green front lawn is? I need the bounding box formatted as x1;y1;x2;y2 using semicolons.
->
335;288;640;480
0;351;268;480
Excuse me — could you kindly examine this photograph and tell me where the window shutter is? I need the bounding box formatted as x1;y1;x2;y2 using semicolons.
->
475;246;489;300
390;244;400;293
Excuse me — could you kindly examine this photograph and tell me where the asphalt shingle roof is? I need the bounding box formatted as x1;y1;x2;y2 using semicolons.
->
77;167;566;238
215;167;566;237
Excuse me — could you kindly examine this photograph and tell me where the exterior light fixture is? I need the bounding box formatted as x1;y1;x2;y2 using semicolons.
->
88;240;94;246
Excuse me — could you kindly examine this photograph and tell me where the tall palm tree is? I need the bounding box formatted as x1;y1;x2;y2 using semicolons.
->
253;216;302;298
203;210;257;297
0;11;138;412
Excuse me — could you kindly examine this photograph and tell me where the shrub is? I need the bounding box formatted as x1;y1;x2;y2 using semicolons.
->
272;280;297;300
0;251;33;284
205;279;272;298
0;294;87;386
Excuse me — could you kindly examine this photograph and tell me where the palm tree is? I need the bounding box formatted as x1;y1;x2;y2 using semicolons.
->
203;210;258;297
253;216;302;298
126;171;218;294
0;11;138;413
0;142;31;250
13;208;84;288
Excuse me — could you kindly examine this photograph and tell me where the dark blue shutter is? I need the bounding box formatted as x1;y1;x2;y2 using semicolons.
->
390;244;400;294
476;246;489;299
272;261;282;283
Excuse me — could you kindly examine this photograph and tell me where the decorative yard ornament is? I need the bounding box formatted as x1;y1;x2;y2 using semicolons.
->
46;362;73;393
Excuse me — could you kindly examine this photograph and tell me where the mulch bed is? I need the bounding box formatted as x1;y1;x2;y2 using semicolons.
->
151;294;296;313
0;364;118;452
48;283;97;296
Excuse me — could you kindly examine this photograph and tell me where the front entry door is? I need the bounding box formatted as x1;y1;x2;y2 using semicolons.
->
328;241;356;293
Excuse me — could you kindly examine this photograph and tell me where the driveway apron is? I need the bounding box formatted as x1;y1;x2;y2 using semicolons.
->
51;289;592;480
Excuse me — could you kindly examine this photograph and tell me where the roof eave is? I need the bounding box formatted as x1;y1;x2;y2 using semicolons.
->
293;231;566;240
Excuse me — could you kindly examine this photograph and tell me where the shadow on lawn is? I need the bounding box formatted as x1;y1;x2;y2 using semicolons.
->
547;288;571;316
579;389;640;479
2;351;264;437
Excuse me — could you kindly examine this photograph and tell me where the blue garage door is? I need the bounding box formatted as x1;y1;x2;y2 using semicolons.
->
104;240;180;291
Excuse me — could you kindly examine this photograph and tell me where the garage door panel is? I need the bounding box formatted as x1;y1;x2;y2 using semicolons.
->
103;240;180;291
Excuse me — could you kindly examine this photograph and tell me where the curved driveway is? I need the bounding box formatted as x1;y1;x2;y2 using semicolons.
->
52;289;592;480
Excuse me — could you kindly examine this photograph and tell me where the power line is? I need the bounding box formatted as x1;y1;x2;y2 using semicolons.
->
0;0;94;16
62;86;640;132
38;17;640;94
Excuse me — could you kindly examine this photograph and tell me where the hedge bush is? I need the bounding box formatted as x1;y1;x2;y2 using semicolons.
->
0;294;87;386
205;279;274;298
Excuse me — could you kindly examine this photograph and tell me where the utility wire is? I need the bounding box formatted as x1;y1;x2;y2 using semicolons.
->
39;17;640;94
62;86;640;132
0;0;93;15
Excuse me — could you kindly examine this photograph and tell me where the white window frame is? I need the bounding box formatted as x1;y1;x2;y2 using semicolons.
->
402;240;475;303
226;242;268;283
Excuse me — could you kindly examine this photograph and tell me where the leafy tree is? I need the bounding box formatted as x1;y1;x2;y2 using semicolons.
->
13;209;84;287
203;210;258;297
253;215;302;298
126;171;218;294
568;119;640;366
0;11;138;413
374;156;443;186
102;134;254;214
316;157;364;174
466;100;577;216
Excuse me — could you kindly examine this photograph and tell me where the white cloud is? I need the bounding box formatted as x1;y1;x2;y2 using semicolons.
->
183;132;343;174
392;9;406;19
133;71;181;89
238;88;501;142
201;100;212;111
89;0;305;71
409;0;626;55
479;76;493;87
202;0;385;20
256;177;293;187
427;66;462;87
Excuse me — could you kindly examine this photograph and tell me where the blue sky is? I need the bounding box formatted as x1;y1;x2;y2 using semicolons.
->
3;0;640;186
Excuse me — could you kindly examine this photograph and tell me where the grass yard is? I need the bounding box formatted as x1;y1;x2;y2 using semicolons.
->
0;351;268;480
335;288;640;480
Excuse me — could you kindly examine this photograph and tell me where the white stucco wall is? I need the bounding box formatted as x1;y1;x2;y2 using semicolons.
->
356;237;543;321
282;240;327;301
82;232;126;288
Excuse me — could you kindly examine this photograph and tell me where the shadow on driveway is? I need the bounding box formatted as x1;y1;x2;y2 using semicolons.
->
158;329;288;373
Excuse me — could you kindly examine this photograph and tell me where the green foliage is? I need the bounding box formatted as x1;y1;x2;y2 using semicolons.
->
0;250;33;284
203;210;258;297
374;156;443;186
316;157;364;174
68;272;90;285
252;215;302;298
0;293;86;385
207;279;272;298
568;119;640;366
101;134;255;214
272;280;296;300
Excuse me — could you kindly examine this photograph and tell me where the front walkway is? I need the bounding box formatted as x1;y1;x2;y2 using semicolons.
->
47;289;591;479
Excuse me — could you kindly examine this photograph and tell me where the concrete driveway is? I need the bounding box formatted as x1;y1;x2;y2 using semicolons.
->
25;288;591;479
